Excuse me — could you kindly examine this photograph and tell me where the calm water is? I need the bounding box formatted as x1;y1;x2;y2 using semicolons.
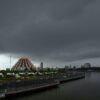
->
8;72;100;100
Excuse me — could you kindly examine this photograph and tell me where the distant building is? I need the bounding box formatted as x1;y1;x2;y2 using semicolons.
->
65;65;69;69
83;63;91;68
12;57;36;71
65;65;69;71
40;62;43;70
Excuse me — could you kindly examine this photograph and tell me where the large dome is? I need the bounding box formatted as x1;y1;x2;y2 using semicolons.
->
12;57;36;71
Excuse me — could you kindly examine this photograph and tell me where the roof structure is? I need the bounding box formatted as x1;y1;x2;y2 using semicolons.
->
12;57;36;71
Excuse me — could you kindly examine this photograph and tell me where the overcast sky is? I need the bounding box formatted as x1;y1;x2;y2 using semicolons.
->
0;0;100;69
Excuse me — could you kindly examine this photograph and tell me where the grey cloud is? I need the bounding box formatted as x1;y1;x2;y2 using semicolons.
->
0;0;100;66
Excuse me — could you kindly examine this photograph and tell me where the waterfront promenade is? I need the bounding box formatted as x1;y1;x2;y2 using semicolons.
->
0;72;85;99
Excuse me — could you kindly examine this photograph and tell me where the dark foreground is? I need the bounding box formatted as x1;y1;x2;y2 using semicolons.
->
0;73;84;99
5;72;100;100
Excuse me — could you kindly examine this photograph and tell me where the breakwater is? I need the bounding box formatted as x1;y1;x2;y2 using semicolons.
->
0;73;85;99
59;74;85;83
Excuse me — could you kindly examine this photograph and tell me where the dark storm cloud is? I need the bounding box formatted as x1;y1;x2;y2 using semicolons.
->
0;0;100;65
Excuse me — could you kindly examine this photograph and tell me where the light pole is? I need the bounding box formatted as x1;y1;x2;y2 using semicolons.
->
10;55;11;68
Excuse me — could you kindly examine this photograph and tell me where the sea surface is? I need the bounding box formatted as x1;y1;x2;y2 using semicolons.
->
8;72;100;100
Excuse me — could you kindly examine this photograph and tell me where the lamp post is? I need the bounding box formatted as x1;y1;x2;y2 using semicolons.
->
10;56;11;68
